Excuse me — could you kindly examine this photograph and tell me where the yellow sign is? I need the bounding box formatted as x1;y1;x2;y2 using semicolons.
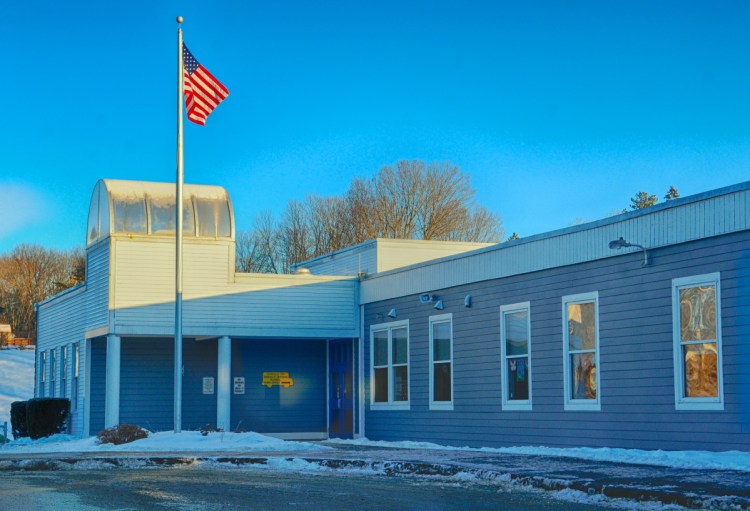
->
262;372;294;388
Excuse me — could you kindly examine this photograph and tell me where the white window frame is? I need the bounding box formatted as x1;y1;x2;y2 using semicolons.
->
562;291;601;411
39;351;47;397
672;273;724;411
72;342;80;410
61;345;68;398
370;319;410;411
500;302;532;411
50;348;58;397
429;313;454;411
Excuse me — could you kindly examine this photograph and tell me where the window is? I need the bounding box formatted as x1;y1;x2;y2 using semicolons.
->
194;198;231;237
72;343;80;410
429;314;453;410
370;320;409;410
563;292;600;411
672;273;723;410
149;197;195;236
50;348;58;397
112;196;147;233
61;345;68;398
39;351;47;397
500;302;532;411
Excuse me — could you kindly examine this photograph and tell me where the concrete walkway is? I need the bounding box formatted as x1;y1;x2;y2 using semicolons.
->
1;442;748;510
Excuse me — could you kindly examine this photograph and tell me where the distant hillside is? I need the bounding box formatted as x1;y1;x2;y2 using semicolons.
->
0;348;35;434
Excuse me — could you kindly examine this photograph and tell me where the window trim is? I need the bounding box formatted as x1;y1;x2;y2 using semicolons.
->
562;291;601;411
50;348;58;397
61;345;68;398
429;313;454;411
672;273;724;411
39;351;47;397
369;319;410;411
500;302;532;411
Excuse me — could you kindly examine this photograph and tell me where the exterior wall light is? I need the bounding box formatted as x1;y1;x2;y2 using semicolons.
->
387;308;397;318
609;237;649;266
434;300;444;310
464;295;472;308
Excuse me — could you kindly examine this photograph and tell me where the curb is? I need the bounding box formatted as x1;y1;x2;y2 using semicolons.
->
0;455;747;510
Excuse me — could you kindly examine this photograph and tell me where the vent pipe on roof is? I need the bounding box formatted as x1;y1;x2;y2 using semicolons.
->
294;267;312;275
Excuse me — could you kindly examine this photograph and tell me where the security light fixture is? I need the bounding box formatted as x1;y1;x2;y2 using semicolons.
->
464;295;472;308
434;300;445;311
387;308;397;319
608;237;649;266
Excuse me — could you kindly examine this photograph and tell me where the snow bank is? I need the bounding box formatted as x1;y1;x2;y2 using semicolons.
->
0;348;35;431
326;438;750;472
2;430;329;453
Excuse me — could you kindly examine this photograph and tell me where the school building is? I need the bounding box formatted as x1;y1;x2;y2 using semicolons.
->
35;179;750;451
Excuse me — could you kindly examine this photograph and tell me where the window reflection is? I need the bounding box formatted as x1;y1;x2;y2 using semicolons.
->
113;197;147;233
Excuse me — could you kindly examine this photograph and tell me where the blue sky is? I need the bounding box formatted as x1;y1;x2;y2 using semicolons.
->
1;1;748;253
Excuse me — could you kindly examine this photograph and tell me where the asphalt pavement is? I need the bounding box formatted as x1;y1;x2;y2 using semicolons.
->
1;442;748;510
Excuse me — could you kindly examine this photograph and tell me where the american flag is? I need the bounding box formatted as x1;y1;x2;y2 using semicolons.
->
182;44;229;126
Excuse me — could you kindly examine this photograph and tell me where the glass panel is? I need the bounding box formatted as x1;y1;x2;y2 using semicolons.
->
113;196;147;233
74;344;79;377
195;198;231;237
393;365;408;401
432;321;451;361
392;327;408;364
570;352;597;400
86;187;99;245
505;310;528;356
683;343;718;397
99;183;110;239
344;371;352;400
373;331;388;366
680;286;717;342
40;352;46;382
507;357;529;400
568;302;596;351
150;198;195;236
433;362;451;401
374;367;388;402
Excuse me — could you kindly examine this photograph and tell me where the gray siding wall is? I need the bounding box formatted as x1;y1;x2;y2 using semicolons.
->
85;240;110;331
36;287;87;435
363;231;750;451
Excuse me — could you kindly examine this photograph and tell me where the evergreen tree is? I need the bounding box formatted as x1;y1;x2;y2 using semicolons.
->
630;191;658;210
664;186;680;201
506;232;519;241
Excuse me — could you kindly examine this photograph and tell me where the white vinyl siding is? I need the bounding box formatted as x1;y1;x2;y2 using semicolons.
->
672;273;724;411
370;320;410;410
500;302;532;411
562;292;600;411
429;313;454;410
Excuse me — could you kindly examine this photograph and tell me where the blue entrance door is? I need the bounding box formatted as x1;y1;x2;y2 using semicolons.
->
329;339;354;439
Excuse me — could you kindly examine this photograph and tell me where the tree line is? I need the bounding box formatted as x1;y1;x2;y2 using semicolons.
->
236;160;504;273
0;245;84;342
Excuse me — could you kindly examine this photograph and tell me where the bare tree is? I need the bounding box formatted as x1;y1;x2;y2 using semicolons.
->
0;244;84;342
236;160;504;273
236;212;281;274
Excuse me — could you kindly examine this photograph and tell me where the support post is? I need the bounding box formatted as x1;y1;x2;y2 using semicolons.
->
104;335;121;428
217;336;231;432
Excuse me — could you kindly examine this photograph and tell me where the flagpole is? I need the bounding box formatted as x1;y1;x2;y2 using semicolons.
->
174;15;184;434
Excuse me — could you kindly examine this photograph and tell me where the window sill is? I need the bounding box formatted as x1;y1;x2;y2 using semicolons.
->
429;402;454;411
502;402;532;411
564;400;600;411
675;400;724;411
370;402;410;411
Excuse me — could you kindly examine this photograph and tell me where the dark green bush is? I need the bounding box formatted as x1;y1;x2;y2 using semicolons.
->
26;398;70;440
97;424;149;445
10;401;28;439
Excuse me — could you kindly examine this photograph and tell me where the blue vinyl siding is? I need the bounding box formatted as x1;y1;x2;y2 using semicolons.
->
363;231;750;451
231;339;326;433
182;338;218;430
119;338;174;432
89;338;106;435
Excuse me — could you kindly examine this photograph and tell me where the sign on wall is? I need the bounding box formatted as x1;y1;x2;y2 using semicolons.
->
202;377;215;395
233;377;245;395
262;372;294;388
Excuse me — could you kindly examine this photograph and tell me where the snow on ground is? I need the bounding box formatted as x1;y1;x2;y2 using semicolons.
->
0;347;35;433
326;437;750;472
1;430;329;453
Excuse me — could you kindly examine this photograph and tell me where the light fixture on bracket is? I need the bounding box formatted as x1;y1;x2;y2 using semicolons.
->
464;295;472;308
387;308;397;319
608;237;649;266
433;300;444;311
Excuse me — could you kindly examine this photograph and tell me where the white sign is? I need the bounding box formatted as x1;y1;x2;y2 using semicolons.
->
233;377;245;395
202;377;215;395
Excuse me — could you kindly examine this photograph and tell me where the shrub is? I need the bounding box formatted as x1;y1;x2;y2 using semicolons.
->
10;401;29;439
97;424;149;445
26;398;70;440
199;423;223;436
